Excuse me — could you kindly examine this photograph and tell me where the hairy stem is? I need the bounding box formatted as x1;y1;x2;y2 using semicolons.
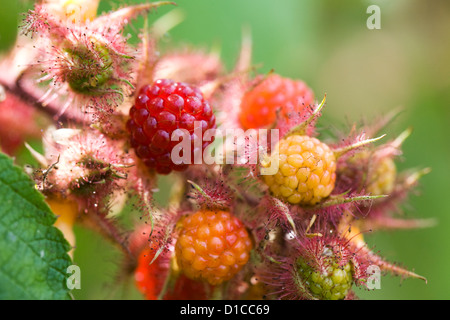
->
83;211;135;262
1;74;81;125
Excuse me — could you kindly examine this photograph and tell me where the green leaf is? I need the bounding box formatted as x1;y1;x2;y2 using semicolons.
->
0;152;72;300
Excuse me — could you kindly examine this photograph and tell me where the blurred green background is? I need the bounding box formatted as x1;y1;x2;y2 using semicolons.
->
1;0;449;300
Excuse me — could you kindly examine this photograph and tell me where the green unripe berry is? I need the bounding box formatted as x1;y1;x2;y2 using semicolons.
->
64;42;113;95
296;250;353;300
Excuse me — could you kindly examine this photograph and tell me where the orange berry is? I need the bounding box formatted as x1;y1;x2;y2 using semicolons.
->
262;135;336;205
239;74;314;130
175;210;252;285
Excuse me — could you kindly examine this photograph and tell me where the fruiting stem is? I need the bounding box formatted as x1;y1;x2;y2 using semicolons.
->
1;75;77;124
84;211;135;261
211;283;225;300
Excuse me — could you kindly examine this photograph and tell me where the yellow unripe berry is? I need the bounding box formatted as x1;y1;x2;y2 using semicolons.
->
262;135;336;205
367;157;396;196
